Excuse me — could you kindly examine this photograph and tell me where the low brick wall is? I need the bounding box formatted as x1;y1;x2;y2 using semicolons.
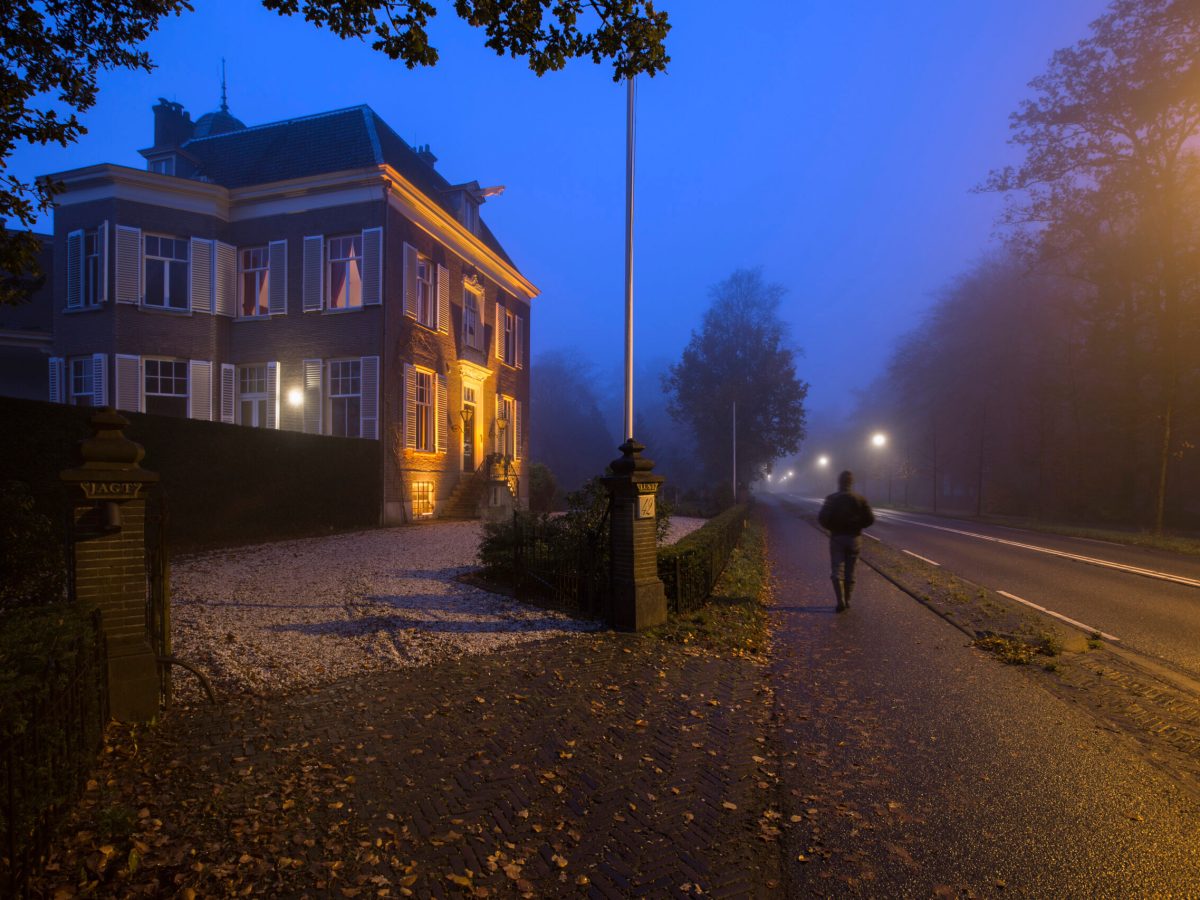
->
0;397;381;551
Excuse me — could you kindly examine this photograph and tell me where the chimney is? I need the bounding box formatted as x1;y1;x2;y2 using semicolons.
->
152;99;193;149
416;143;438;168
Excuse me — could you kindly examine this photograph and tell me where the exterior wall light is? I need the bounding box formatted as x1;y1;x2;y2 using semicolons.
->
287;388;304;408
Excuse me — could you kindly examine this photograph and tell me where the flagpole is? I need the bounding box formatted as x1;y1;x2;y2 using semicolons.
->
623;76;636;442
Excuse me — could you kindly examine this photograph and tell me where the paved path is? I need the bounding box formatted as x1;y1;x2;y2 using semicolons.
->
42;632;781;898
761;498;1200;896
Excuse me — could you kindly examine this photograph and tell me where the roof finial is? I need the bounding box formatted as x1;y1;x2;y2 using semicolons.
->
220;58;228;112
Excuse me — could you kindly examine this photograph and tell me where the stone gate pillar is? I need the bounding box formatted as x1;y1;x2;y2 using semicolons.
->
60;407;160;722
603;440;667;632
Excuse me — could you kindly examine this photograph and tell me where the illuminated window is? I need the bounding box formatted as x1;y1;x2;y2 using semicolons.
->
414;369;433;451
240;247;269;317
327;235;363;310
462;282;482;350
411;481;434;518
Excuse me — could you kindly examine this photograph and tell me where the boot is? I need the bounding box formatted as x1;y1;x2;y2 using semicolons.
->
843;580;854;609
832;578;846;613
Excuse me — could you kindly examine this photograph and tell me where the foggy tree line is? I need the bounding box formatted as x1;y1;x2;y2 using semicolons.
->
532;269;808;510
843;0;1200;530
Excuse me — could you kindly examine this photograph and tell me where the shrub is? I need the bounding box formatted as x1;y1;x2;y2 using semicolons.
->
528;462;558;513
0;481;66;613
657;503;749;614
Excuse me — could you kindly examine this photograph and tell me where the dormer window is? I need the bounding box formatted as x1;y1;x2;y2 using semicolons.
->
460;200;479;234
149;156;176;176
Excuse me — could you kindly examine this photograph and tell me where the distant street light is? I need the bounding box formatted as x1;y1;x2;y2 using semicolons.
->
871;432;892;502
817;455;829;468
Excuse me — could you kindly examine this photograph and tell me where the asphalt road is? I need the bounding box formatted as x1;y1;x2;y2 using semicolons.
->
793;496;1200;681
762;497;1200;896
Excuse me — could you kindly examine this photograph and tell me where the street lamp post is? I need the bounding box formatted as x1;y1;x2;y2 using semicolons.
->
871;432;891;504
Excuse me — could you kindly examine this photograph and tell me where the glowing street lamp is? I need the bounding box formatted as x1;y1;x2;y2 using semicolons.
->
817;455;829;468
871;431;892;502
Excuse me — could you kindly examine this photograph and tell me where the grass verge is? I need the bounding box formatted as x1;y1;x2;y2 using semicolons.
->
877;504;1200;558
649;521;769;658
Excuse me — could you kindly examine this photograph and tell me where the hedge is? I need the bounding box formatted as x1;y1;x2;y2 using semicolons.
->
657;503;750;615
0;396;381;551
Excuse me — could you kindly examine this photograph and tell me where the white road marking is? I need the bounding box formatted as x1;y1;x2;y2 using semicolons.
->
902;550;939;567
996;590;1120;642
863;532;880;541
876;513;1200;590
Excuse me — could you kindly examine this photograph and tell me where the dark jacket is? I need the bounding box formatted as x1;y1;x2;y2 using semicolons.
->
818;490;875;536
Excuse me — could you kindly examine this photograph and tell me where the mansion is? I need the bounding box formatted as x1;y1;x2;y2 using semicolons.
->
31;95;534;522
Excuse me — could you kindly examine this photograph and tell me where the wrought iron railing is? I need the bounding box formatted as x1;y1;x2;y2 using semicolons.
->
0;609;108;898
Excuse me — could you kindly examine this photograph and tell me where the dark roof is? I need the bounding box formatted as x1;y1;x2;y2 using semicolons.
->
182;106;513;265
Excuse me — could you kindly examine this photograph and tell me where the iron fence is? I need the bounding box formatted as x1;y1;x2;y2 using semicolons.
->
145;488;172;706
658;505;748;615
510;509;610;619
0;609;108;898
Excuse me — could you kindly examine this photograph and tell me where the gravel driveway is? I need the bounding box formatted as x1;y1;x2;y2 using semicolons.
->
170;517;707;703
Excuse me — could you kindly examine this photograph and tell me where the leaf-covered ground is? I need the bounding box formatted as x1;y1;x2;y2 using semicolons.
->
32;522;782;898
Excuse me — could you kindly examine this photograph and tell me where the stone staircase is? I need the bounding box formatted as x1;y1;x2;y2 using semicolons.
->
440;470;487;519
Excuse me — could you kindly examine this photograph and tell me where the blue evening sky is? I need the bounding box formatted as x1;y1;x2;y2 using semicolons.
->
9;0;1108;428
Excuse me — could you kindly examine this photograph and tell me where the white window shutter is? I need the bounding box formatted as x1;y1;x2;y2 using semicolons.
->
115;226;141;304
188;360;212;420
515;314;524;368
436;264;450;334
514;400;522;460
91;353;107;407
265;362;279;429
221;364;236;423
495;304;505;362
115;354;141;412
268;240;288;315
97;221;109;303
190;238;213;313
362;227;382;306
303;358;322;433
402;242;417;318
215;241;236;316
303;236;324;312
48;357;63;403
436;374;448;453
360;356;379;439
66;230;83;309
404;363;417;449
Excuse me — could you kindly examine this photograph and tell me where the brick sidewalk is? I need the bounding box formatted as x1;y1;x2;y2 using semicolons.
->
38;632;783;898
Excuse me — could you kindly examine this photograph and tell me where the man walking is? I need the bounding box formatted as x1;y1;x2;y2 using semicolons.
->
818;470;875;612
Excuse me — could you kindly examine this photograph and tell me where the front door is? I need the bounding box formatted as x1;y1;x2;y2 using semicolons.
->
462;403;475;472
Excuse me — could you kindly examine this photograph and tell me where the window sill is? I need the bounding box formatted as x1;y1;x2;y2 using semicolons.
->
234;314;282;322
138;304;192;316
62;305;106;314
321;306;365;316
